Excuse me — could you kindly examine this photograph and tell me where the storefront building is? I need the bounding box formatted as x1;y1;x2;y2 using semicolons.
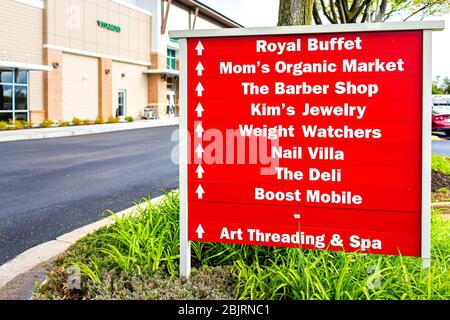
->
0;0;241;123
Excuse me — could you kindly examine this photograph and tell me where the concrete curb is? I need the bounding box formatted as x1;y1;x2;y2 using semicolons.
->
0;119;179;143
0;194;167;290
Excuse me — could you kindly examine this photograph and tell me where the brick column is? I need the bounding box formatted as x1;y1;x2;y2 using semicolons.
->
148;74;168;116
44;48;63;121
99;58;113;119
148;53;168;117
175;59;180;116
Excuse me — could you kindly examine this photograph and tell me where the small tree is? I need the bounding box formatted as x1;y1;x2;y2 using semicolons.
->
440;77;450;94
432;81;444;95
432;77;450;95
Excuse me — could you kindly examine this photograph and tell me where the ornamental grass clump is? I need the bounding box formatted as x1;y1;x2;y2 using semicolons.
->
33;192;450;300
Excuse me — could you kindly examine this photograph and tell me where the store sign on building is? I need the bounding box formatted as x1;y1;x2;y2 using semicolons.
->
97;20;121;33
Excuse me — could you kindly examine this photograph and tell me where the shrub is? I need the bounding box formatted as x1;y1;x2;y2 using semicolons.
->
14;121;24;130
95;117;105;124
125;115;134;123
432;154;450;175
107;116;120;123
5;119;28;130
59;121;70;127
24;121;33;129
72;117;83;126
40;119;53;128
0;121;8;130
83;119;93;125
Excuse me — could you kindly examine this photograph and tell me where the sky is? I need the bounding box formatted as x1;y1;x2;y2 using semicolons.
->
201;0;450;81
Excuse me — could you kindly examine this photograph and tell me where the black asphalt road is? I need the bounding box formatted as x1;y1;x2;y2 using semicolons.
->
0;126;179;265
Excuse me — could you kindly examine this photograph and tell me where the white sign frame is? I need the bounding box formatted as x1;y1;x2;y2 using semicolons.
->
173;21;445;277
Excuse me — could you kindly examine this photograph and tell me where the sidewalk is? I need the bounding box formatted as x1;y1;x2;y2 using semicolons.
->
0;118;179;142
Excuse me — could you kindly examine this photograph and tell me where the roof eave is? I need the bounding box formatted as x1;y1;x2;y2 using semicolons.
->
174;0;243;28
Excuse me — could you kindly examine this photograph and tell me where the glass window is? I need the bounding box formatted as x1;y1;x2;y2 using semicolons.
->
167;49;176;70
0;70;13;83
0;85;13;110
0;70;29;122
14;113;28;121
15;87;27;110
167;77;176;91
16;71;28;84
0;112;13;122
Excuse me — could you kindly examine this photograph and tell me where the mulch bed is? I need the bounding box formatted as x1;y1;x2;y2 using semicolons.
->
432;170;450;192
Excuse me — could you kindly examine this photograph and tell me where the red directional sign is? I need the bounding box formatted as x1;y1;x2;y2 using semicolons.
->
179;26;433;259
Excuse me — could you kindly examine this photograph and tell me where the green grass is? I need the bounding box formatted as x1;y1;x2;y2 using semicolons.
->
432;154;450;175
33;192;450;300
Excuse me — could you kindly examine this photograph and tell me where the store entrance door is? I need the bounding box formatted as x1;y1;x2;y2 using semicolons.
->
167;90;175;118
117;89;126;117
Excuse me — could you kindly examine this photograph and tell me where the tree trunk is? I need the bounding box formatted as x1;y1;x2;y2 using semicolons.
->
375;0;388;22
278;0;315;26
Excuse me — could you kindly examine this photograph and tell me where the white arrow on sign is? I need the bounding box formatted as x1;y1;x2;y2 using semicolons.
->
195;122;204;138
195;103;204;117
196;61;204;76
195;82;204;97
195;41;204;56
196;185;205;199
195;144;204;159
196;164;205;179
196;224;205;239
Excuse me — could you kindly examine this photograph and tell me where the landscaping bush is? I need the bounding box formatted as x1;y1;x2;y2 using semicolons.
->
39;119;53;128
13;121;24;130
0;121;8;130
433;187;450;202
125;115;134;123
33;192;450;300
95;117;105;124
72;118;83;126
83;119;93;125
107;116;120;124
24;121;33;129
59;121;70;127
432;154;450;176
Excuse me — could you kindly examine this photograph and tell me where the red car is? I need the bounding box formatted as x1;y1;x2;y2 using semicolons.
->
432;105;450;136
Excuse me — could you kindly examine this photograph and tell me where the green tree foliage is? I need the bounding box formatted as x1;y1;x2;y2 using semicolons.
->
279;1;450;26
433;81;444;94
441;77;450;94
434;77;450;94
316;0;450;24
